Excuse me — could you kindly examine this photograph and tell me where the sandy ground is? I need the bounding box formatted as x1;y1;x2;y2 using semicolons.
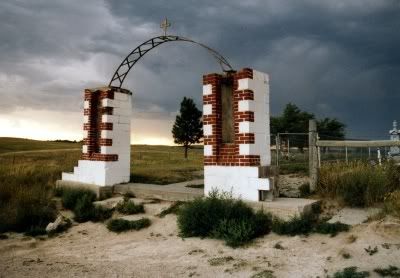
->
1;199;399;278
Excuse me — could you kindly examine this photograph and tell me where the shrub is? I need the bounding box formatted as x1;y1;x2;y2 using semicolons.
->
272;213;315;236
374;265;400;277
61;188;96;210
271;213;349;237
116;199;144;215
314;222;350;237
73;194;96;223
158;201;185;218
107;218;151;233
331;267;369;278
299;182;311;197
177;191;272;247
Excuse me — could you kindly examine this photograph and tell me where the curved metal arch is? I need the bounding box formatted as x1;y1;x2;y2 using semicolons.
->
109;35;234;88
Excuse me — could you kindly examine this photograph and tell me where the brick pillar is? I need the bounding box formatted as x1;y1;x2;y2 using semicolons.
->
62;87;132;186
203;68;272;201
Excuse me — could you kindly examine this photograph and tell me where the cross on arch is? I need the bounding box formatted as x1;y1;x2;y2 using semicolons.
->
160;18;171;37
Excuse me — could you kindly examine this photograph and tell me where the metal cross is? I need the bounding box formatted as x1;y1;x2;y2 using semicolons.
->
160;18;171;37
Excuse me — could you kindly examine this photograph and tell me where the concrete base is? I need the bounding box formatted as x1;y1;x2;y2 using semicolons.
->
114;180;204;202
114;180;319;219
56;180;113;200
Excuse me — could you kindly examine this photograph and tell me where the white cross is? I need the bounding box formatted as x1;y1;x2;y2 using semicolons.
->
160;18;171;37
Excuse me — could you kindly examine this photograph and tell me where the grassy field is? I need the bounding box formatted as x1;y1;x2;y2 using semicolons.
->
0;137;81;154
0;138;203;185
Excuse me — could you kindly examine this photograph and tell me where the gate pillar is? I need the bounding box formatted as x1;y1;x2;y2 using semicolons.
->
203;68;274;201
62;87;132;186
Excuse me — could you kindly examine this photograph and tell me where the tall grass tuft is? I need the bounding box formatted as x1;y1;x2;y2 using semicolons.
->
317;160;400;207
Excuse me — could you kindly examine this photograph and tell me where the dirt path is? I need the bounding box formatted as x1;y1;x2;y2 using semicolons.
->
1;200;399;278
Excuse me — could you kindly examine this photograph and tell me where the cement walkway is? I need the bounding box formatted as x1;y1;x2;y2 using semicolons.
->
113;179;320;219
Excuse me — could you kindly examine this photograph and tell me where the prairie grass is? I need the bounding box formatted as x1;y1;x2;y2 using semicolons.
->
0;150;80;233
317;160;400;207
130;145;203;184
0;139;204;232
116;197;145;215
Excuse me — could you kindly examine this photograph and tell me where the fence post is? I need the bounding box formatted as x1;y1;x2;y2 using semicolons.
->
308;120;318;192
276;133;280;167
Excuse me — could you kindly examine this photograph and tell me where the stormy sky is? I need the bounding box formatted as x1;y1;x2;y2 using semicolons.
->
0;0;399;143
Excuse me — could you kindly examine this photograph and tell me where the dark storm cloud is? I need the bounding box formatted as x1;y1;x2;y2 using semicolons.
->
0;0;399;138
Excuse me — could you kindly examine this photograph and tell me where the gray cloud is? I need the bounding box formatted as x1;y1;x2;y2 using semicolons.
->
0;0;399;140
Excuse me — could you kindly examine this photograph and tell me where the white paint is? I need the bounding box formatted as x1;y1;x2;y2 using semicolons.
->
204;145;213;156
238;100;255;112
237;70;271;166
83;115;89;124
239;121;254;134
239;144;256;155
203;84;212;95
204;69;272;202
203;124;213;136
204;166;270;202
203;104;213;115
83;101;90;109
62;90;132;186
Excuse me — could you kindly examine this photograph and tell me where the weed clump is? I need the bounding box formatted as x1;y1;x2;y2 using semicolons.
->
158;201;185;218
59;187;112;223
374;265;400;277
271;213;349;237
60;188;96;210
107;218;151;233
331;267;370;278
116;197;144;215
177;190;272;247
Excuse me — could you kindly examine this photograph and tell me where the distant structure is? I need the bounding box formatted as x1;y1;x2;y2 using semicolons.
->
389;120;400;157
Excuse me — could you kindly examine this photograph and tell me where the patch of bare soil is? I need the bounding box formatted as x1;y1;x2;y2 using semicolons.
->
1;199;399;278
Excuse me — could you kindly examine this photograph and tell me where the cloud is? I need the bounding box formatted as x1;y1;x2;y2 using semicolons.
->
0;0;399;141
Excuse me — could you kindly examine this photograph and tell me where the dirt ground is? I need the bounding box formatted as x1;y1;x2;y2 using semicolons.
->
1;199;399;278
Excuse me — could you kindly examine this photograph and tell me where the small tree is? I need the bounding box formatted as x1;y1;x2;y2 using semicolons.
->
172;97;203;158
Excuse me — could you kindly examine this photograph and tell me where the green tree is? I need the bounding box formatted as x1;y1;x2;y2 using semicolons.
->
172;97;203;158
271;103;346;149
317;118;346;140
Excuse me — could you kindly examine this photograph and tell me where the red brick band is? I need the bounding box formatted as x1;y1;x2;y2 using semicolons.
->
203;68;260;166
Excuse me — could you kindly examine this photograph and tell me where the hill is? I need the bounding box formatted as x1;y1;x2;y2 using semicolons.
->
0;137;81;154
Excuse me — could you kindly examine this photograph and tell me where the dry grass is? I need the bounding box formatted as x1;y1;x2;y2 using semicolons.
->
0;138;204;232
317;160;400;207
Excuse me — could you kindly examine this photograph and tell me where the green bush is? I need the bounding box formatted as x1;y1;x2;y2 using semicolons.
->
271;213;350;237
177;191;272;247
107;218;151;233
272;213;315;236
116;199;144;215
332;266;369;278
61;188;96;210
299;182;311;197
314;222;350;237
374;265;400;277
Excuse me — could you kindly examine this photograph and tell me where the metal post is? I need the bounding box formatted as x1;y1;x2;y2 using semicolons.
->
308;120;318;192
368;147;371;159
345;146;348;164
287;138;290;156
276;134;280;167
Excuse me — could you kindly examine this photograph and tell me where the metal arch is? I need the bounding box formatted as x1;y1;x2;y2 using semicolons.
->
109;35;234;88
